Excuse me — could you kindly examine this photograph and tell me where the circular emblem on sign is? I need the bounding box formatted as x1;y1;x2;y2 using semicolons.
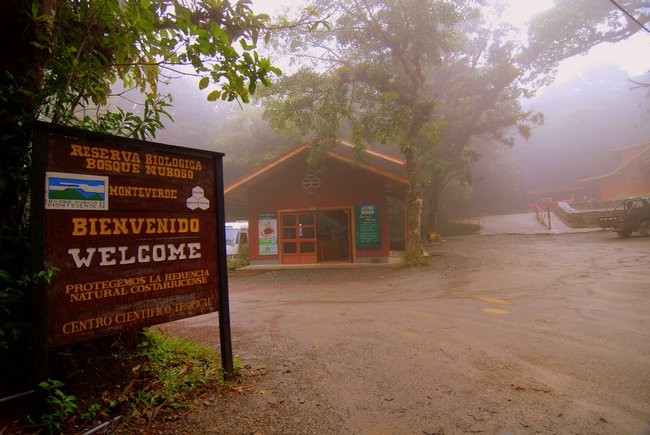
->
301;170;321;190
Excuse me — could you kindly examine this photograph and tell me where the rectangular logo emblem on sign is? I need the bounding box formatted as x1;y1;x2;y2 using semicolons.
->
45;172;109;210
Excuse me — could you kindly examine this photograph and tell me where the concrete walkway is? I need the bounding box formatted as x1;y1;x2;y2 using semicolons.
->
476;211;599;236
236;212;599;271
237;254;402;271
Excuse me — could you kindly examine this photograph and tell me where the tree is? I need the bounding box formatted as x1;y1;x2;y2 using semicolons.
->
263;0;649;262
418;8;544;233
521;0;649;89
0;0;280;348
262;0;540;262
425;0;649;228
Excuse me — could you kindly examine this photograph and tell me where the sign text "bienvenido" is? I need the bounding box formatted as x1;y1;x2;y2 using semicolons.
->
67;216;202;268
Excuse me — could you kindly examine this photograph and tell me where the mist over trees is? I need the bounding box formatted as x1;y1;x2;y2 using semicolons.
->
151;64;650;221
521;0;649;89
152;0;650;236
260;0;549;260
517;67;650;194
254;0;648;258
443;66;650;218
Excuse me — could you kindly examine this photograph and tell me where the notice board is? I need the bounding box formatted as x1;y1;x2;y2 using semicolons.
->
355;204;381;250
31;123;231;353
258;212;278;255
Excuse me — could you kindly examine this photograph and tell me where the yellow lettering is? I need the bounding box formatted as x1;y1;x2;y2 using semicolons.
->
146;218;157;234
70;217;198;236
69;144;141;174
62;316;112;334
70;144;83;157
143;154;202;179
99;218;111;235
72;218;87;236
88;218;98;235
108;185;178;199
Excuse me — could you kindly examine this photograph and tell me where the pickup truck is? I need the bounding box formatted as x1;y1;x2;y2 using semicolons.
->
598;197;650;237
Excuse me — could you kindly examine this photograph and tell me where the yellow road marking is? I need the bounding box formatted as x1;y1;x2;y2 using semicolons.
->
478;297;511;305
481;307;511;315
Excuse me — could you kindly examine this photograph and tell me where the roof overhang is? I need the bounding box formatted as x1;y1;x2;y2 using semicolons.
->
580;144;650;183
224;140;408;204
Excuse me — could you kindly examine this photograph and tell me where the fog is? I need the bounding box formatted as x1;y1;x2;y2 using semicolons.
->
440;65;650;218
143;2;650;220
515;65;650;196
149;62;649;218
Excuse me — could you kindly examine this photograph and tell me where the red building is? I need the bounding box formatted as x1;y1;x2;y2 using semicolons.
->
224;140;408;265
580;142;650;200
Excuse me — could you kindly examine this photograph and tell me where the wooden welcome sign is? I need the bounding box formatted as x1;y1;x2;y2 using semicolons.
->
31;123;232;373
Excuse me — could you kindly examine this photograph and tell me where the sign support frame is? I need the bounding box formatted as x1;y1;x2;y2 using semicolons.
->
214;156;234;378
31;126;51;384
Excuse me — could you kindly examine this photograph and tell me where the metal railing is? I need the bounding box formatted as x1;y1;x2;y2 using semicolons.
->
535;205;552;230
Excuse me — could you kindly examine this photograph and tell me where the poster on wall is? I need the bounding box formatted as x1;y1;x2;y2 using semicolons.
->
32;123;229;348
355;204;381;250
258;212;278;255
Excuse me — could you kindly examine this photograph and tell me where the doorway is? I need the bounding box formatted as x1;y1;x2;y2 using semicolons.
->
280;212;317;264
279;209;351;264
316;210;351;263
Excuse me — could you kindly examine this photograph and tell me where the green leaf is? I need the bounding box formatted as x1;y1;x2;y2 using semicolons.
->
240;39;255;50
207;90;221;101
198;77;210;90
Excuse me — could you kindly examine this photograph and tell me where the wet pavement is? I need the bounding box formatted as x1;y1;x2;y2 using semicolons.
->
168;231;650;435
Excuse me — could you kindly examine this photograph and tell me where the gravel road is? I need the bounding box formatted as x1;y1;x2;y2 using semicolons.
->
154;232;650;435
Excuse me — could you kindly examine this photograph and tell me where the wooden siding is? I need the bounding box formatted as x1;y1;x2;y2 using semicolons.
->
247;158;391;262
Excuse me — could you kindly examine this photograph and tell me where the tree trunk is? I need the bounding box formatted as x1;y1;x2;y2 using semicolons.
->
402;146;423;259
0;0;60;261
427;185;441;236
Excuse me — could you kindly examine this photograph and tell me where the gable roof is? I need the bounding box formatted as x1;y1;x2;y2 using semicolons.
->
580;141;650;183
224;139;408;203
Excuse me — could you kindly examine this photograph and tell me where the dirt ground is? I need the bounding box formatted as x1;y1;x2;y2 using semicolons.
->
153;232;650;435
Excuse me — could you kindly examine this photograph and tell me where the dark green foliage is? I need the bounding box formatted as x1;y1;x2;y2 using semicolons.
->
0;258;56;350
0;0;280;392
37;379;78;432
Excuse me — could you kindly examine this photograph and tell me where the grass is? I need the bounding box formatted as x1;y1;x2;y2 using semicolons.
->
399;252;429;268
126;330;226;418
12;330;233;433
227;254;250;271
